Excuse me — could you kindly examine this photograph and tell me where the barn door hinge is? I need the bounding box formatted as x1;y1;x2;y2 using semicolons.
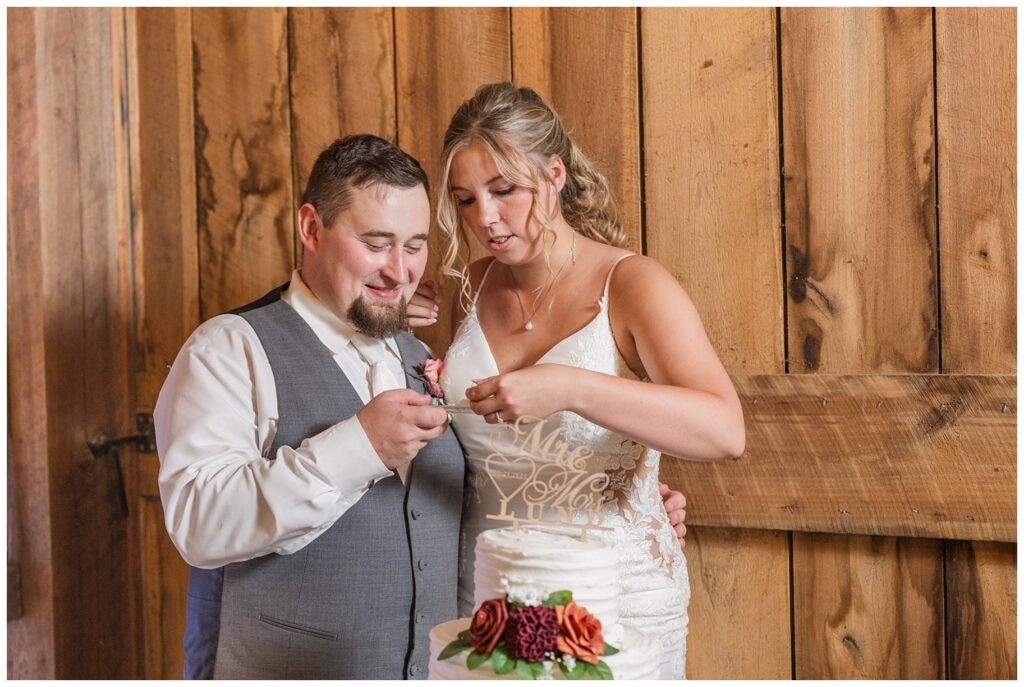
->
87;413;156;458
87;413;156;518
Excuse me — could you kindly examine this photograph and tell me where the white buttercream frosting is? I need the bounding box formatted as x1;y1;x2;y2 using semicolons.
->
473;526;621;637
428;526;661;680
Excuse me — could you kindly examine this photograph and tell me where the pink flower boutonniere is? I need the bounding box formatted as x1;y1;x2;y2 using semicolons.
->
415;358;447;404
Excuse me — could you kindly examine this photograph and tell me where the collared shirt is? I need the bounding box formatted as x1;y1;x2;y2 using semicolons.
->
155;270;413;569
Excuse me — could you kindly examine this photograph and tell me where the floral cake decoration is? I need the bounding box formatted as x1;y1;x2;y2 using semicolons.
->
438;589;620;680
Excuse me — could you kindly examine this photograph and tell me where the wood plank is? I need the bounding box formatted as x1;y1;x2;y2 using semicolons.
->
946;540;1017;678
935;9;1017;676
641;10;788;679
511;8;641;252
6;6;57;678
936;8;1016;375
394;7;510;356
685;527;790;679
139;496;188;679
126;7;197;677
289;7;395;198
792;533;944;678
129;7;199;496
643;7;783;372
192;8;294;318
663;373;1016;541
782;8;937;373
35;7;136;677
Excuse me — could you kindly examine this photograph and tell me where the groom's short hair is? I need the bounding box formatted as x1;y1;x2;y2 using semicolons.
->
301;134;429;229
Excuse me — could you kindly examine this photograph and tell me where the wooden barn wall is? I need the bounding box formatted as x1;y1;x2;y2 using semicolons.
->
6;7;1015;679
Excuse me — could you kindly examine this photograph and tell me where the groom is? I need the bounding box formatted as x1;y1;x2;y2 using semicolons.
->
155;135;686;679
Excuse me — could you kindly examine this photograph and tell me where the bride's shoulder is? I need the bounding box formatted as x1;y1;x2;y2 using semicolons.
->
607;253;693;309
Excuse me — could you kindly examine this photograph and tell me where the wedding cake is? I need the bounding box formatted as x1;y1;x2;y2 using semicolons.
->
428;526;660;680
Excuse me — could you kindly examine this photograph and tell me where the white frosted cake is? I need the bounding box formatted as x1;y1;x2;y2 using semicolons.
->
428;527;660;680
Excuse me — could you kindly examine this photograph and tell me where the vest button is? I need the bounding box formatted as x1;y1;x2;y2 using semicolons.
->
417;559;428;571
410;508;421;520
416;612;427;624
409;664;421;677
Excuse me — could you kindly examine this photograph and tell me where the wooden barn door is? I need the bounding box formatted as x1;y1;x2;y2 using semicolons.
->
8;7;142;678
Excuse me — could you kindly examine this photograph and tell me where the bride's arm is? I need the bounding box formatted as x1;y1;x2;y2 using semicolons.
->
467;256;744;461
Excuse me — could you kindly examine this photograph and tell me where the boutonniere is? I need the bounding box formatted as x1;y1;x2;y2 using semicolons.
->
414;358;447;405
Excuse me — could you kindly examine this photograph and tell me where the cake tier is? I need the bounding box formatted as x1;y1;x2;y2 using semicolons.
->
474;527;620;633
428;618;660;680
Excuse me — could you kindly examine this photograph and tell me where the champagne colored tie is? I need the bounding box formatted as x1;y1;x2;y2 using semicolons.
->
349;334;409;486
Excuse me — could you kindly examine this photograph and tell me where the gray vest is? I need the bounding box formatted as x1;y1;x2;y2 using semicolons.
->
188;286;463;679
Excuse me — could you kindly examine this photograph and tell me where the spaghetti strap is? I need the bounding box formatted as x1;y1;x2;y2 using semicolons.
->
473;258;499;306
602;253;637;300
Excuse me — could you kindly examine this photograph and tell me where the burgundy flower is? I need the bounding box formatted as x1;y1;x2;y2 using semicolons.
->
503;605;559;662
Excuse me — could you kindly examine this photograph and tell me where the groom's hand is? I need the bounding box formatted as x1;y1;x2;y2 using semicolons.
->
660;483;687;549
357;389;448;469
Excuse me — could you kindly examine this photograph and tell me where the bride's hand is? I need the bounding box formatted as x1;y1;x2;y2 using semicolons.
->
406;280;440;329
466;364;573;424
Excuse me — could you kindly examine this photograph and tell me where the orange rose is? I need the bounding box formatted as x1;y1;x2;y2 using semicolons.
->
554;602;604;665
469;598;508;653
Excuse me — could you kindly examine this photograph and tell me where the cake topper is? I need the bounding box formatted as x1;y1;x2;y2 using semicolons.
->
483;416;614;538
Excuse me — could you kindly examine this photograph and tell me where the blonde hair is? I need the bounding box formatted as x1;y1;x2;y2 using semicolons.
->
436;83;626;310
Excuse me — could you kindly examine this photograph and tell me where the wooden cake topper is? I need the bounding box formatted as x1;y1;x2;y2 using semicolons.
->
484;416;613;538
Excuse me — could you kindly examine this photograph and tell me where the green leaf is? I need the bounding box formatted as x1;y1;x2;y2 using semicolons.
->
457;629;472;642
514;659;545;680
491;646;514;675
541;590;573;607
438;639;470;660
602;643;620;656
592;660;614;680
467;650;490;671
559;659;587;680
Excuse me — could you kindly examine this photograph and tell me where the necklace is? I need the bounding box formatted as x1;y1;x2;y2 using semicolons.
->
509;231;577;331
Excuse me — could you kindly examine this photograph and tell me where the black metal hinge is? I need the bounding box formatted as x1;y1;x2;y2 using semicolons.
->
87;413;156;458
87;413;156;517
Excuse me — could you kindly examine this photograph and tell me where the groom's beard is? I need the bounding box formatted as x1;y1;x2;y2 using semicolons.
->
347;293;409;338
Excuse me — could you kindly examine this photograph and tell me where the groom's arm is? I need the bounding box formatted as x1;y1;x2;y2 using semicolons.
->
155;315;395;568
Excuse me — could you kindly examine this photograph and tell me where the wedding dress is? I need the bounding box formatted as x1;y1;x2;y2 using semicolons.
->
441;256;689;679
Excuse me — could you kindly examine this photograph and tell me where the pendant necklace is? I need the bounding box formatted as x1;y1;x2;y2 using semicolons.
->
509;231;577;332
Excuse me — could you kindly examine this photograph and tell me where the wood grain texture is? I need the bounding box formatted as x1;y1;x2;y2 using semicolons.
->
512;8;641;251
7;6;57;678
793;533;944;678
643;8;783;373
127;7;196;677
936;8;1016;374
394;7;510;355
782;8;938;373
641;10;788;679
289;8;395;198
35;7;136;676
663;373;1016;541
685;527;791;679
946;540;1017;678
139;497;188;679
193;8;294;318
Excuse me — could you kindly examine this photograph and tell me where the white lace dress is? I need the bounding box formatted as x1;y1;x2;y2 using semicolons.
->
441;257;690;679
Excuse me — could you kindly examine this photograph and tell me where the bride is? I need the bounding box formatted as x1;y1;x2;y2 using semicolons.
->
414;83;744;679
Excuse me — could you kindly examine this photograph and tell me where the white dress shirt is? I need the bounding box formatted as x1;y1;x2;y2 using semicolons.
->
155;270;415;568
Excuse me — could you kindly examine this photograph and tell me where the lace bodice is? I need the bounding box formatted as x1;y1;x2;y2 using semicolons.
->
441;255;689;679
